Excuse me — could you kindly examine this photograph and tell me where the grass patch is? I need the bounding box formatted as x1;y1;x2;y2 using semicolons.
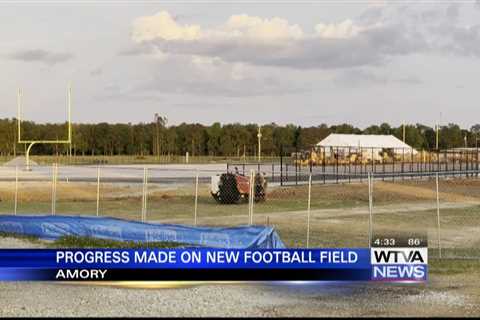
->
0;233;190;248
49;235;189;249
429;258;480;275
0;179;441;218
0;231;40;242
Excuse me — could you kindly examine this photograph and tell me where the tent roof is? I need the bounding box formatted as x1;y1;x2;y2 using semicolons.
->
316;133;415;150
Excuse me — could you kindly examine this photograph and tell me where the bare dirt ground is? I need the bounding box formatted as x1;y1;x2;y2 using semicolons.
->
0;237;479;317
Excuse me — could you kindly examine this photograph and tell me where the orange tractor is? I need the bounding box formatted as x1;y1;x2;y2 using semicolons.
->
211;172;267;204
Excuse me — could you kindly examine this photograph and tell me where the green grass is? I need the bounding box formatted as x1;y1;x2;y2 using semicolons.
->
0;232;190;248
27;155;281;165
0;181;411;218
50;235;188;249
0;231;41;242
429;258;480;275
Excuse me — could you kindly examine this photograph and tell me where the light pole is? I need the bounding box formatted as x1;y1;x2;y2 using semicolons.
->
257;126;262;163
154;114;167;161
154;113;160;161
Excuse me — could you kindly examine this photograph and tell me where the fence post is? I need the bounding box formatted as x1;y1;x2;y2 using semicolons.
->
280;149;283;186
437;149;440;174
368;172;373;248
295;147;298;186
272;163;275;183
360;148;363;183
323;147;326;184
194;169;199;226
14;165;18;215
371;148;374;173
436;172;442;259
476;147;479;177
348;147;351;183
51;163;58;215
306;173;312;248
336;147;339;184
141;167;148;222
96;166;101;216
249;169;255;225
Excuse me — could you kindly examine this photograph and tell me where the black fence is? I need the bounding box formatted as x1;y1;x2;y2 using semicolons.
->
227;146;480;186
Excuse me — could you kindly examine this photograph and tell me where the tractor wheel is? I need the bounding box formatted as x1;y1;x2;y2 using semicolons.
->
219;174;241;204
254;174;267;202
211;192;222;203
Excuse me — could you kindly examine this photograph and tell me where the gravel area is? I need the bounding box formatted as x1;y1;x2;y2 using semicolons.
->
1;280;478;317
0;237;46;248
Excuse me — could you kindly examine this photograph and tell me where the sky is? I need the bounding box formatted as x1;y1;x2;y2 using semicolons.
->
1;0;480;129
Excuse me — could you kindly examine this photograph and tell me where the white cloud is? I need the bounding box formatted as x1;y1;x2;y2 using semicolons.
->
132;11;201;42
315;19;366;39
224;14;304;41
121;5;480;99
128;10;418;70
132;11;304;43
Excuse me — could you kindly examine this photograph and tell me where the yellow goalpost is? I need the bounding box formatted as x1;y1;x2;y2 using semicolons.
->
17;85;72;170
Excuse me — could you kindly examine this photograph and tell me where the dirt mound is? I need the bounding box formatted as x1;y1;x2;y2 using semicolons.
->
3;156;38;168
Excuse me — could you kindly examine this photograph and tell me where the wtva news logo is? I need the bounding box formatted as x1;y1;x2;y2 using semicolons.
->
371;247;428;282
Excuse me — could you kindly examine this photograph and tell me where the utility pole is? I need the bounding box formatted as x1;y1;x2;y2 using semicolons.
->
68;84;72;164
154;114;167;161
257;126;262;163
154;113;160;161
436;112;442;151
403;123;406;143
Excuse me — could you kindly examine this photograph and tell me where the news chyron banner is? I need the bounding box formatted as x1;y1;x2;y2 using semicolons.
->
0;236;427;282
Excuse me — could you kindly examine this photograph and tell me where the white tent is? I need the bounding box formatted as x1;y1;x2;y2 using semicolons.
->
316;134;417;160
317;133;416;151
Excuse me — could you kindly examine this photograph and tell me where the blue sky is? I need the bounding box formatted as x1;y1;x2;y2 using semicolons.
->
1;1;480;129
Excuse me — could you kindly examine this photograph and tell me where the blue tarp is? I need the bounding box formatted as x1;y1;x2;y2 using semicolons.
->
0;215;285;249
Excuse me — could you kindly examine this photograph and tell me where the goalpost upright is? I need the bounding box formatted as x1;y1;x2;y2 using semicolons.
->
17;85;72;170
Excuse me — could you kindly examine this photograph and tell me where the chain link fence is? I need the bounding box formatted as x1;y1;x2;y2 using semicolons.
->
0;163;479;259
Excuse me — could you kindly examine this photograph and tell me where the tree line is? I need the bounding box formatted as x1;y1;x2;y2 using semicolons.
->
1;118;480;157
